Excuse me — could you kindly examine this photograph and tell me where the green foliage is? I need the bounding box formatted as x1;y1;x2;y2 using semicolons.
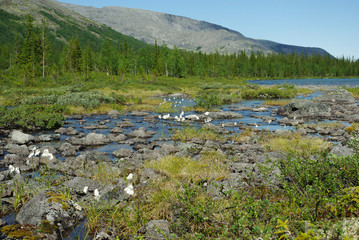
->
0;104;64;130
241;84;297;100
277;151;359;221
23;91;116;109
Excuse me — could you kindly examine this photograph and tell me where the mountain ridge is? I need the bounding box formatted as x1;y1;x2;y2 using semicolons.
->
58;1;330;56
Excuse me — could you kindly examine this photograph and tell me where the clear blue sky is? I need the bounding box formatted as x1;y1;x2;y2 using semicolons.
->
59;0;359;60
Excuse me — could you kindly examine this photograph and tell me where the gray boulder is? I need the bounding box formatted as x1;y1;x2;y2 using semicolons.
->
99;178;130;203
59;142;78;157
207;111;243;120
15;190;84;237
55;126;79;136
138;220;172;240
313;89;355;105
278;99;331;119
64;177;103;195
82;132;108;146
140;168;161;184
113;148;133;158
10;130;34;145
329;143;354;157
6;144;29;157
127;128;153;138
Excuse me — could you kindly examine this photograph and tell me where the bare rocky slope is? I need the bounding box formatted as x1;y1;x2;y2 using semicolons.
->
58;1;330;55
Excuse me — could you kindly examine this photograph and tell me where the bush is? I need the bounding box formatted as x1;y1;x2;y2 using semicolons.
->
0;104;65;130
241;85;297;100
23;91;116;109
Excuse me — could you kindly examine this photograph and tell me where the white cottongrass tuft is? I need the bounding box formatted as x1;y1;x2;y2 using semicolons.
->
205;112;210;116
94;189;100;201
124;184;134;196
126;173;134;181
83;186;89;194
162;114;170;120
41;149;54;160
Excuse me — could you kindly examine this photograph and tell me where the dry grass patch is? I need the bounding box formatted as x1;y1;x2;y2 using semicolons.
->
171;126;223;142
262;133;332;157
264;99;291;106
145;155;228;182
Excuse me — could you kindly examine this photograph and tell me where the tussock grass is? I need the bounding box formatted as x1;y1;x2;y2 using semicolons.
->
262;133;332;157
171;126;223;142
145;155;228;182
264;99;291;106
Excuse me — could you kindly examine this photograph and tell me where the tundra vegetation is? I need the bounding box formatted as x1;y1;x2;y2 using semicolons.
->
0;11;359;240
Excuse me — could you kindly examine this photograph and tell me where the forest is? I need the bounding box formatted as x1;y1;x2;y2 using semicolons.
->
1;13;359;86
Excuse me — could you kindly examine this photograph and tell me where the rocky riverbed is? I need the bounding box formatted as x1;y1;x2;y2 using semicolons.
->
1;88;359;239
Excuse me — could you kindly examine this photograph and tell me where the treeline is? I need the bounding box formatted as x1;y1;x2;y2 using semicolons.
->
1;14;359;83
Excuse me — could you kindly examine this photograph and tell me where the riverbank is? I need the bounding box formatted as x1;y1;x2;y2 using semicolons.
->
1;86;359;239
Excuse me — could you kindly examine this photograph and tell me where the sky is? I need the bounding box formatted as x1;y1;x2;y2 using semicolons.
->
59;0;359;60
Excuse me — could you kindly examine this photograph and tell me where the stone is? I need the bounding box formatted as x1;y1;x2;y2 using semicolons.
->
100;178;129;203
59;143;77;157
278;100;331;119
64;177;103;195
7;144;29;157
140;168;160;183
113;148;133;158
138;220;172;240
108;110;121;116
82;132;108;146
10;130;34;145
15;190;84;237
55;127;78;136
313;88;355;105
329;143;354;157
127;129;152;138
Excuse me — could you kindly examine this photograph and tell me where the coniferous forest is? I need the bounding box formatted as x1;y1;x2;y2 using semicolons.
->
1;11;359;85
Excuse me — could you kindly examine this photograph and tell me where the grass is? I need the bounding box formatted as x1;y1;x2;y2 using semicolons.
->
261;132;332;157
264;99;291;106
171;126;224;142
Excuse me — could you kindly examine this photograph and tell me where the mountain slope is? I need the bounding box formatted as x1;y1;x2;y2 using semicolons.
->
0;0;148;50
58;2;330;56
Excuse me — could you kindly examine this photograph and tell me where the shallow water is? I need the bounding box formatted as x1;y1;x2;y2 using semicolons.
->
249;78;359;86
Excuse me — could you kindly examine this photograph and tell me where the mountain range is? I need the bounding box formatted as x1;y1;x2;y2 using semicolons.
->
0;0;330;56
58;1;330;56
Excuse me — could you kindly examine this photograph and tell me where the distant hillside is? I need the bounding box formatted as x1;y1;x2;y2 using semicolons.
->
0;0;148;50
58;2;330;56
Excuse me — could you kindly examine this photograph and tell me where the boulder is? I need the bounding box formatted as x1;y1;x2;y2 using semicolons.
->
207;111;243;120
140;168;161;184
99;178;130;203
55;127;78;136
329;143;354;157
127;129;152;139
82;133;108;146
15;190;84;237
313;89;355;105
278;100;331;119
10;130;34;145
138;220;172;240
64;177;103;195
59;143;78;157
36;134;61;142
113;148;133;159
6;144;29;157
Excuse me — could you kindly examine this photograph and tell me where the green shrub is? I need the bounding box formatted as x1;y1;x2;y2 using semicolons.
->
0;105;65;130
276;152;359;221
23;91;116;109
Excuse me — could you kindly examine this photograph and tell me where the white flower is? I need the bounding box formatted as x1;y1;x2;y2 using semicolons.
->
94;189;100;201
83;186;89;194
34;149;41;157
126;173;133;181
28;151;34;158
41;149;54;160
162;114;170;120
205;112;210;116
15;167;20;175
73;202;82;211
124;184;134;196
9;165;15;173
158;115;162;119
